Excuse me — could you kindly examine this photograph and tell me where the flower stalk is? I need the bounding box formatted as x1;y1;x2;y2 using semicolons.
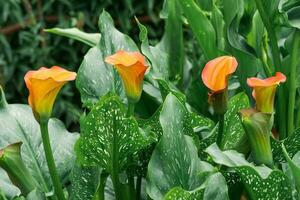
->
254;0;287;139
40;118;66;200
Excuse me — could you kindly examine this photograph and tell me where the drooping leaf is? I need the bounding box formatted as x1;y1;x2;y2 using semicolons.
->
206;143;294;199
146;94;214;200
75;93;152;173
76;10;138;108
0;89;79;197
44;28;100;47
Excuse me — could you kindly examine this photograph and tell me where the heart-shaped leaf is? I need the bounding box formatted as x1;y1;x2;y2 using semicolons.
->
146;94;214;200
0;89;79;198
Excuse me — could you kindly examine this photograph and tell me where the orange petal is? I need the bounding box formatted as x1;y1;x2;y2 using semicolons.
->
247;72;286;113
105;51;148;103
201;56;238;92
247;72;286;88
24;66;76;121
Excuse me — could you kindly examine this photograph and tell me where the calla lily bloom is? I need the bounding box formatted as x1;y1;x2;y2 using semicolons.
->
247;72;286;114
105;50;148;103
201;56;238;115
24;66;76;121
201;56;238;93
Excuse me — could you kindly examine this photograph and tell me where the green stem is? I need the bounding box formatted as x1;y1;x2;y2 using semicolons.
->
254;0;286;139
287;30;300;135
217;114;224;149
128;176;136;200
126;103;135;117
40;119;65;200
111;168;123;200
93;172;108;200
297;102;300;129
136;177;142;200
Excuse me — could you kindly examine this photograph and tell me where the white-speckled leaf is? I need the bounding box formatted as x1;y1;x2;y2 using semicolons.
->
222;92;249;151
0;91;79;197
69;165;101;200
75;93;152;173
206;143;293;199
146;94;214;200
76;10;138;108
163;172;229;200
272;128;300;163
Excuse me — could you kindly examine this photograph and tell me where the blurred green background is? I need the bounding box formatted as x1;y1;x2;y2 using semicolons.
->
0;0;164;130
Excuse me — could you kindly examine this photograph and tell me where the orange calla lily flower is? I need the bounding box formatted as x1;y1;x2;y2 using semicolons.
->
24;66;76;121
247;72;286;114
201;56;238;93
105;50;148;103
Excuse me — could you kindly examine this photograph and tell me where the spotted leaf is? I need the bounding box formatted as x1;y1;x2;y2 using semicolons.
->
146;94;214;200
205;143;293;199
75;93;152;173
272;128;300;163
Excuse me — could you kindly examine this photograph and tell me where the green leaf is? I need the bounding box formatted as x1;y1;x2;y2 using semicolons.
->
282;145;300;194
0;92;79;197
0;169;19;198
163;172;229;200
44;28;100;47
272;128;300;163
146;94;214;200
163;187;204;200
165;0;184;83
75;93;152;173
237;166;293;200
69;165;101;200
76;10;138;108
223;0;264;95
206;143;294;199
136;19;168;80
26;189;44;200
222;92;250;152
179;0;221;60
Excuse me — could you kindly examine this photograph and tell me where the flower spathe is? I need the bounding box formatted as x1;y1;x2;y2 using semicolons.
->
105;50;148;103
201;56;238;93
24;66;77;121
240;109;273;167
247;72;286;114
201;56;238;115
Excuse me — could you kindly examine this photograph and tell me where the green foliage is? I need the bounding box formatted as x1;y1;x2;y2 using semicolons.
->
1;0;300;199
0;88;78;198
